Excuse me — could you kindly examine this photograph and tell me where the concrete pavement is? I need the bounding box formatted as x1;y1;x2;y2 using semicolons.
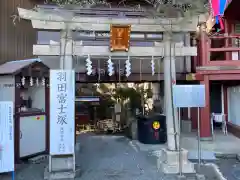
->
4;132;238;180
0;133;170;180
76;132;165;180
130;138;240;180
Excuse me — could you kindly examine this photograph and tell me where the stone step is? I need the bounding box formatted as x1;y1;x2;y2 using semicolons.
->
28;155;48;164
188;151;216;161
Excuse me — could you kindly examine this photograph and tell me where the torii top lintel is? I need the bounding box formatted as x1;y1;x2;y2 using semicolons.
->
17;8;207;32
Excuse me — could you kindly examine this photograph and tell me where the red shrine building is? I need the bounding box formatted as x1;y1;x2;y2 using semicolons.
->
188;0;240;139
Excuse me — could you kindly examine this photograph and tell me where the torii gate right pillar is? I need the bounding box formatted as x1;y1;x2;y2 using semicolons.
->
160;33;195;174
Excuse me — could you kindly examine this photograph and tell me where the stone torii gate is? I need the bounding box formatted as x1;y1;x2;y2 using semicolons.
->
18;7;198;178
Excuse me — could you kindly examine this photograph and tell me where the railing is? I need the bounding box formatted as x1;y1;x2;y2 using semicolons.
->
206;35;240;65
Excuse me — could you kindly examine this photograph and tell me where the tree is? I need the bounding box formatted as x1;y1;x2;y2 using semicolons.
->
47;0;208;19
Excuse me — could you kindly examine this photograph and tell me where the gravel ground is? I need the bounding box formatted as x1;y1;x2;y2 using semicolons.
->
0;133;172;180
2;133;238;180
0;162;47;180
75;132;169;180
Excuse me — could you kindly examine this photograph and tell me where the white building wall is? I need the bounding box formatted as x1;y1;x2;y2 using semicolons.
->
228;86;240;126
172;33;191;73
38;31;61;69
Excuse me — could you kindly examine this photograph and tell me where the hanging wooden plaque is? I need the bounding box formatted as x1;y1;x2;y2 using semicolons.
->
110;25;131;52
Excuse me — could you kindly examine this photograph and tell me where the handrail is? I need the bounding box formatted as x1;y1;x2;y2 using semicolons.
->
209;35;240;39
202;34;240;62
208;35;240;52
209;47;240;52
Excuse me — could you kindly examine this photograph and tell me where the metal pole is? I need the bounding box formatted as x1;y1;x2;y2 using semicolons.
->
98;59;101;83
49;153;52;173
11;171;15;180
197;107;201;167
139;59;144;115
94;106;97;129
164;35;177;151
118;59;121;84
178;108;182;176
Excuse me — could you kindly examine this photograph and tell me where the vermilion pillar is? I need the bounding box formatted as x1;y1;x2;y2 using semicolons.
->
199;25;209;66
224;19;231;60
190;107;198;130
200;76;212;140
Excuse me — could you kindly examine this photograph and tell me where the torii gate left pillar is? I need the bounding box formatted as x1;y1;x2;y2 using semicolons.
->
46;29;77;180
60;29;73;69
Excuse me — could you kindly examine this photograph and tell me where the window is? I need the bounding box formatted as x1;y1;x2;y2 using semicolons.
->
37;31;60;44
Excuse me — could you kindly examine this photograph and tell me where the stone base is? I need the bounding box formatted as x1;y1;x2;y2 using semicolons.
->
75;142;81;152
200;137;213;141
237;154;240;161
44;166;81;180
44;155;79;180
195;174;205;180
51;156;75;172
181;120;192;133
177;175;187;180
131;120;138;140
160;148;195;174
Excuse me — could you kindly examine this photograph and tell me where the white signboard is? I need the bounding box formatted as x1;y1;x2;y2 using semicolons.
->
0;101;14;173
50;70;75;155
173;85;206;107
